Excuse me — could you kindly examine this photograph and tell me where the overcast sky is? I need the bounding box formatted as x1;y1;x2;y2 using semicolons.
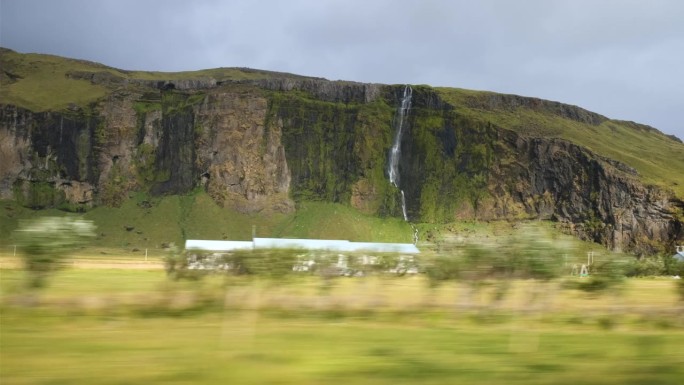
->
2;0;683;139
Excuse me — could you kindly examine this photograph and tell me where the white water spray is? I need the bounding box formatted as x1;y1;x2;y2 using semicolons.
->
388;86;412;195
388;86;418;244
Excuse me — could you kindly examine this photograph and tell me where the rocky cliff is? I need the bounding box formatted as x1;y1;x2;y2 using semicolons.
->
1;51;682;255
394;87;683;254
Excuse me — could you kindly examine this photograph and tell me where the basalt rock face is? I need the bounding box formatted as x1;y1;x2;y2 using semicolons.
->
0;87;295;213
0;76;681;254
0;105;100;209
395;87;681;254
466;93;608;126
120;89;294;214
67;69;383;104
487;132;680;254
194;91;292;213
250;78;383;104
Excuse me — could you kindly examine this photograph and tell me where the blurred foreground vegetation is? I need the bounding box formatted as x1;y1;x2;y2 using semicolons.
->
3;218;684;384
13;217;96;288
2;263;684;384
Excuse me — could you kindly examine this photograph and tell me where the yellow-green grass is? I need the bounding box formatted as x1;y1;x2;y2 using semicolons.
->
0;49;309;113
0;268;165;297
0;50;115;111
1;267;679;314
437;88;684;198
124;67;303;82
2;268;684;385
273;201;413;242
3;310;683;385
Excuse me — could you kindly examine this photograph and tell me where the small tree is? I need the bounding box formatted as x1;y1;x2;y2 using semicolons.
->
164;243;207;281
14;216;96;288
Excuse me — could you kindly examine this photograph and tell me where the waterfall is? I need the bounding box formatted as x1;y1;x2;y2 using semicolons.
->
388;86;412;195
388;86;418;244
400;190;408;222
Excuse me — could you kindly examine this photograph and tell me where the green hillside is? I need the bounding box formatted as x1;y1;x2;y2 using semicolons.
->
2;190;630;270
2;48;681;197
0;48;312;112
437;88;684;197
0;49;113;111
0;191;413;249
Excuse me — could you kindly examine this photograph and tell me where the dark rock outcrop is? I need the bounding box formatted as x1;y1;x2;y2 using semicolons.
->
466;93;607;126
194;91;293;213
489;132;678;254
0;105;99;208
249;78;382;104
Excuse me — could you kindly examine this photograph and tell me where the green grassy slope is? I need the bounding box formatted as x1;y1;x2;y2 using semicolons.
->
437;88;684;197
0;48;313;112
1;191;413;249
273;201;412;242
2;192;627;269
124;67;316;81
0;49;113;111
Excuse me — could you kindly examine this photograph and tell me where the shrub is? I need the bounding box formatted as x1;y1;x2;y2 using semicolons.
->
15;216;96;288
625;255;683;277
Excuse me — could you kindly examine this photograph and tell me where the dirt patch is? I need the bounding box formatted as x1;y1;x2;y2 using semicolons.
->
0;256;163;270
69;261;164;270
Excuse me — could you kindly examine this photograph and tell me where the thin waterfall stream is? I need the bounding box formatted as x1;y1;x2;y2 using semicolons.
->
388;85;418;244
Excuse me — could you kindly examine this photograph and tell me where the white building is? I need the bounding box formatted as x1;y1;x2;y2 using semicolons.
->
183;237;420;273
674;245;684;262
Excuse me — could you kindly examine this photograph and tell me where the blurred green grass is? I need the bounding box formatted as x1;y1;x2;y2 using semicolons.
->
2;304;683;385
2;266;684;384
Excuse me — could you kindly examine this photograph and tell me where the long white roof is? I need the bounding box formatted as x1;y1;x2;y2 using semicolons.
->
675;250;684;261
185;239;253;251
346;242;420;254
185;238;419;254
253;237;351;251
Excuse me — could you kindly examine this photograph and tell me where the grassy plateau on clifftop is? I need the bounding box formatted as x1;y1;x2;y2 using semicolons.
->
2;47;681;198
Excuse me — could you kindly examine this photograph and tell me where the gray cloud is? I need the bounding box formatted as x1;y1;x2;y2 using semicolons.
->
1;0;682;139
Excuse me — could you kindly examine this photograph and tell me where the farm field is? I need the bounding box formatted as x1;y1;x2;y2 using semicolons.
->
2;258;684;385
